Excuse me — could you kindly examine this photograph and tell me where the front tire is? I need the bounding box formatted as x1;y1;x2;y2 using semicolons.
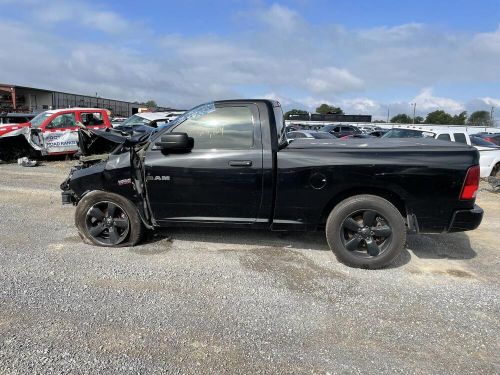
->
75;191;144;247
326;195;406;269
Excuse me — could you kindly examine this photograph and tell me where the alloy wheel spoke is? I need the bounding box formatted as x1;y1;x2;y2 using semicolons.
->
89;207;105;221
343;218;361;232
109;228;120;244
365;238;380;256
363;210;377;227
371;225;392;238
345;236;363;251
89;224;105;237
113;218;128;229
107;203;118;218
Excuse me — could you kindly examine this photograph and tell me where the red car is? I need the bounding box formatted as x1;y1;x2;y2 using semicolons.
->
0;108;111;160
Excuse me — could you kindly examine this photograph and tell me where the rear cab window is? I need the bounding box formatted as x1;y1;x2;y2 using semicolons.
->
453;133;467;144
80;112;104;126
437;133;451;141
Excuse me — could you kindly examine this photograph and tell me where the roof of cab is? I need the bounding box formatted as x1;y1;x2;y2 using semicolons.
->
43;108;108;115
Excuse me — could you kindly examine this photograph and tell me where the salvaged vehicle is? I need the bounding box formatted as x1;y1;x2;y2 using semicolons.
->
0;108;111;161
61;100;483;269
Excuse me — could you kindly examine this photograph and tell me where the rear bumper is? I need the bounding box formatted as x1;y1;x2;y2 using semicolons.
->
448;205;483;232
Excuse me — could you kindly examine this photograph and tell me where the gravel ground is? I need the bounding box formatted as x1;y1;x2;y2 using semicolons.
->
0;160;499;374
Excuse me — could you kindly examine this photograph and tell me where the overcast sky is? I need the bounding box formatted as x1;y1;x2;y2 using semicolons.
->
1;0;499;119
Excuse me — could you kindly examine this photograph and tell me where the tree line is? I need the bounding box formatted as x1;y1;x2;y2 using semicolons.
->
284;103;495;127
388;110;493;126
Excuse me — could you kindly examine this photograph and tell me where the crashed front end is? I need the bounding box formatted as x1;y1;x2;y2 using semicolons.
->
60;128;153;227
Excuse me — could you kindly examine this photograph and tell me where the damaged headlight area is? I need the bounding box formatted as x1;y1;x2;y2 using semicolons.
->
60;127;151;206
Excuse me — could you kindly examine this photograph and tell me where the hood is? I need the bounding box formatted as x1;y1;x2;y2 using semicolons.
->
77;127;150;157
0;122;30;138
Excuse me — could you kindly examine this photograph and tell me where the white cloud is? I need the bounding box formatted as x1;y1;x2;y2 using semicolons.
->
16;0;130;34
305;67;364;94
339;98;381;114
0;2;499;114
253;3;304;33
412;88;465;114
480;97;500;107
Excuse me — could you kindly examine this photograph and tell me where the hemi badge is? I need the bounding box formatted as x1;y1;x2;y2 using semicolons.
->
118;178;132;186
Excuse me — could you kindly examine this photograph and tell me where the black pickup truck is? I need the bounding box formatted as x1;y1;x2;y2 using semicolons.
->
61;100;483;269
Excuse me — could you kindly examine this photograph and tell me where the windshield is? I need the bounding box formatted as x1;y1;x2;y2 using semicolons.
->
470;136;498;147
382;129;435;138
165;102;216;129
30;112;51;128
120;114;152;127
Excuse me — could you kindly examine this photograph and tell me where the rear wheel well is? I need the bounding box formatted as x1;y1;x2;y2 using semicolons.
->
491;162;500;177
320;187;407;225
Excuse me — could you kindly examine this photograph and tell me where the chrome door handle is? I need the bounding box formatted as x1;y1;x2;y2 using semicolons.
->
229;160;252;167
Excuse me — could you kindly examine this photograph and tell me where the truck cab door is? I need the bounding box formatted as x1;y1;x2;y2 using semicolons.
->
42;113;79;154
144;103;264;224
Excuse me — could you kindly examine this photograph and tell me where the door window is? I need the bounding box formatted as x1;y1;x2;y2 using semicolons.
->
47;113;76;129
81;112;104;126
173;106;255;149
453;133;467;144
437;133;451;141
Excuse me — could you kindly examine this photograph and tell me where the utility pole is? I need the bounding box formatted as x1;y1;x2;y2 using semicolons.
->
411;103;416;124
387;107;390;123
491;106;495;126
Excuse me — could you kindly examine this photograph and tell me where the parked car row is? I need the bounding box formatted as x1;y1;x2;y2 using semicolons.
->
286;124;387;139
284;124;500;179
0;108;186;162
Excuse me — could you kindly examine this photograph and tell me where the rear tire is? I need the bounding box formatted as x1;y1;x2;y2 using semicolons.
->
326;194;406;269
75;191;144;247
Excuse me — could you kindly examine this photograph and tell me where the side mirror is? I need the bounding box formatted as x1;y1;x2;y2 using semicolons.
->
154;132;193;152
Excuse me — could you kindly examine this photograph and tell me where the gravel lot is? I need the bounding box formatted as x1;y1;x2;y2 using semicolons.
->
0;160;499;374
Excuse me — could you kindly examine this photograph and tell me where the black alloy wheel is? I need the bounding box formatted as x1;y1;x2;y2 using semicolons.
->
340;209;392;258
85;201;130;245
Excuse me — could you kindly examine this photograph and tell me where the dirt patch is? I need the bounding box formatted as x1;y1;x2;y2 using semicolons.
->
228;247;350;300
406;261;476;279
47;243;67;252
63;235;82;243
444;269;474;278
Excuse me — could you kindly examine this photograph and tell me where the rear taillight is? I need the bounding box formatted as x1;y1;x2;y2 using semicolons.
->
460;165;480;200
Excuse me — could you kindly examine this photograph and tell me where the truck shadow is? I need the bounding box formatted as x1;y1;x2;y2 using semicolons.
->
406;232;476;260
145;227;331;251
141;228;477;268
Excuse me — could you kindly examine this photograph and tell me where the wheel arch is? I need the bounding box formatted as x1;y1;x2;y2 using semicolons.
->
320;187;407;225
78;189;154;230
490;161;500;177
